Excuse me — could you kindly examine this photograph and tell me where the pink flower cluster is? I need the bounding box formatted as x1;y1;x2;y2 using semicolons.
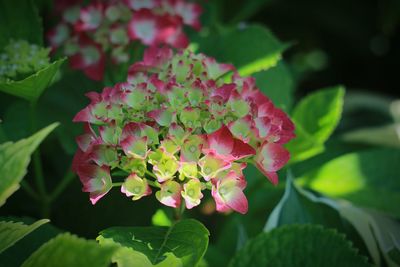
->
72;46;295;214
48;0;201;80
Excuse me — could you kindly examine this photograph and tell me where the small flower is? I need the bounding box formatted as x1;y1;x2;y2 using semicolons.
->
181;179;203;209
75;163;112;205
121;173;152;201
211;171;248;214
156;180;181;208
198;152;231;181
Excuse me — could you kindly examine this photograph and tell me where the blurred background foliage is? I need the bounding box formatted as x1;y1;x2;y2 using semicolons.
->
0;0;399;266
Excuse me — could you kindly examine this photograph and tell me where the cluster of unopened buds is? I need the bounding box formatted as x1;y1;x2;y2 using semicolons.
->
47;0;201;80
0;40;50;82
72;46;295;214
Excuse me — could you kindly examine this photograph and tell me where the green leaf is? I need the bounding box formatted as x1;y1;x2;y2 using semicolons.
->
287;86;345;163
22;233;119;267
0;216;61;267
152;209;172;227
0;122;58;207
98;219;209;267
230;224;370;267
253;62;294;112
228;0;272;24
196;24;287;76
0;58;66;102
337;202;400;267
342;124;400;148
265;175;352;231
99;237;183;267
297;148;400;217
0;219;48;254
0;0;43;48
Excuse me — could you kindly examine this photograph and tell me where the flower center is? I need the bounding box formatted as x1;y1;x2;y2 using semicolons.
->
189;145;197;153
187;189;195;197
133;186;141;194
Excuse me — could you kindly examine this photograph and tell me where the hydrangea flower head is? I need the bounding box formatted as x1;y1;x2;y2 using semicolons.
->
72;46;295;214
48;0;202;81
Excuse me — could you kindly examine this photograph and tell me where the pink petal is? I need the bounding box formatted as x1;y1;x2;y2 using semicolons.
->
231;139;256;160
255;142;290;185
211;84;236;103
224;188;248;214
128;9;157;45
206;125;234;156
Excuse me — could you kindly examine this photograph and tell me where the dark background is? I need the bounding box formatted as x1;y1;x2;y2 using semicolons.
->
226;0;400;98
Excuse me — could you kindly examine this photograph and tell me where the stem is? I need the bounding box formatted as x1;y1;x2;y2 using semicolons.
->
174;201;185;222
20;181;39;200
49;171;76;201
147;179;160;188
30;101;49;218
30;101;47;197
112;182;123;187
145;169;157;179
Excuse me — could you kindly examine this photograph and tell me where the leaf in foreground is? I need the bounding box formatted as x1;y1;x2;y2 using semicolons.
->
230;224;370;267
98;219;209;267
0;219;48;254
0;122;59;207
22;233;119;267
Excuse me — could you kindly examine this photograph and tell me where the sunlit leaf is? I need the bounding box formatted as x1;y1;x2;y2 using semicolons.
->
0;122;58;207
287;86;345;163
22;233;119;267
298;148;400;217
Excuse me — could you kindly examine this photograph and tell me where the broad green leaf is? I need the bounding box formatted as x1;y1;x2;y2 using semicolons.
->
98;219;209;267
228;0;272;24
230;224;370;267
99;237;183;267
297;148;400;217
0;219;48;254
0;122;58;207
337;202;400;267
264;175;371;259
0;0;43;48
0;58;66;102
0;216;61;267
196;25;287;76
265;176;352;231
253;62;294;112
287;86;345;162
22;233;119;267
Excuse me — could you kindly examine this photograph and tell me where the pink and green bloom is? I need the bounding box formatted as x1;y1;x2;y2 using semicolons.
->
72;46;295;214
48;0;202;80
